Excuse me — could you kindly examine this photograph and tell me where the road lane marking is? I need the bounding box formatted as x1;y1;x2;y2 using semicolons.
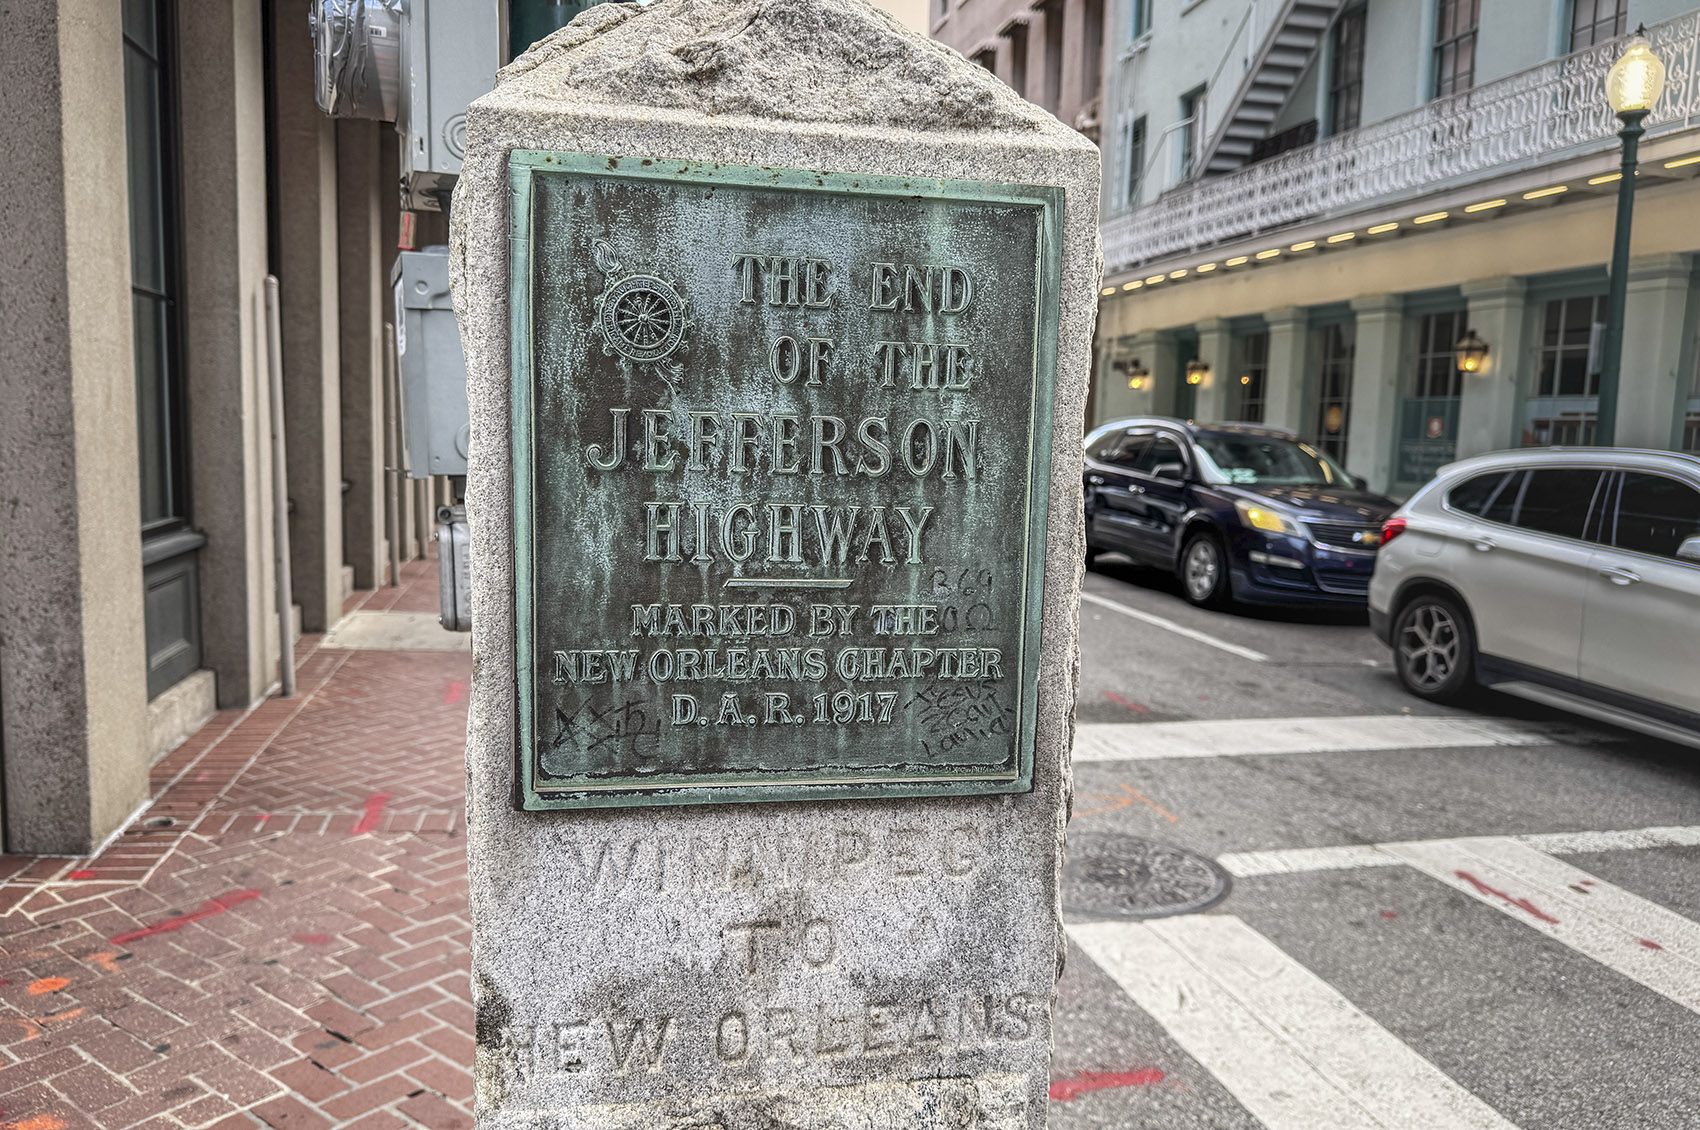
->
1383;837;1700;1015
1080;590;1269;662
1074;715;1557;762
1217;825;1700;877
1070;916;1522;1130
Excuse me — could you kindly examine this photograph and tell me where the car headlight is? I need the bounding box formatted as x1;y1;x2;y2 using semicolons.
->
1235;500;1303;536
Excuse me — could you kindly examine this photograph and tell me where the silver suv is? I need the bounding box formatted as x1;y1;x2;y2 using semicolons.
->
1369;449;1700;747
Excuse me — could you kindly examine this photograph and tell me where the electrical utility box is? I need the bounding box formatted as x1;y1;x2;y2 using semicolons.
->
392;246;470;478
397;0;501;211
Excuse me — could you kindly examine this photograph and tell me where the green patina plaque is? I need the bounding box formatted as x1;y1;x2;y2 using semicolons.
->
509;152;1061;809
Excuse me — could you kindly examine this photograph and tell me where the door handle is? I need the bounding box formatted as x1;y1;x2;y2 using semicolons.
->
1471;538;1497;552
1600;566;1642;585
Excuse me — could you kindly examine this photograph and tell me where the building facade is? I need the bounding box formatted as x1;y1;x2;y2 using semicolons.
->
0;0;456;855
931;0;1110;140
1094;0;1700;497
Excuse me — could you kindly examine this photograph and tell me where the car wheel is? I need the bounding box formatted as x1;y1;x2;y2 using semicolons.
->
1180;531;1230;609
1393;594;1475;702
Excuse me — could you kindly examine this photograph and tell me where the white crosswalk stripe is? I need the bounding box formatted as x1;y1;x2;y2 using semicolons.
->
1073;714;1569;762
1218;824;1700;877
1383;836;1700;1016
1069;915;1523;1130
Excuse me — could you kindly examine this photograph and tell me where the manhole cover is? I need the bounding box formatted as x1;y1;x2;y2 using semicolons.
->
1063;832;1231;919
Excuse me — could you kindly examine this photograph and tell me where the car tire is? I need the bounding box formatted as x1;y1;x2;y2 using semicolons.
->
1392;593;1476;702
1179;530;1231;609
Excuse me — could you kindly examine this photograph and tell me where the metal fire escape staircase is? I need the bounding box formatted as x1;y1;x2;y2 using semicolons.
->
1197;0;1343;177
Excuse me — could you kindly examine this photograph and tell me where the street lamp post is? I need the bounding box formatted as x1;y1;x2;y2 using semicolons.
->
1597;30;1667;446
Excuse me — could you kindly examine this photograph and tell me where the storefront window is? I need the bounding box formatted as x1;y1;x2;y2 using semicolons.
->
1397;309;1465;485
1313;322;1355;461
1525;295;1605;446
1234;332;1268;423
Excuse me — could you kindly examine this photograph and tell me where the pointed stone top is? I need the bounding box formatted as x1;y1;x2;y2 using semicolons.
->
496;0;1055;134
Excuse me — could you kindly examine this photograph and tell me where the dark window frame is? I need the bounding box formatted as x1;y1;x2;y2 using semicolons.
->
1314;322;1355;461
1235;331;1269;423
1126;115;1147;207
124;0;192;537
1569;0;1627;52
1129;0;1153;40
1329;6;1366;134
1179;85;1206;179
1413;309;1466;400
1431;0;1480;99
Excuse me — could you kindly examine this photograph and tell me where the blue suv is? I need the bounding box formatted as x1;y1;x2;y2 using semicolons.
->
1083;418;1399;609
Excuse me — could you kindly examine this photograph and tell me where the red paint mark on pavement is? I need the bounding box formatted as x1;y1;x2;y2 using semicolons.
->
1049;1068;1167;1101
67;870;95;880
1380;911;1398;919
1640;938;1664;950
352;792;392;835
26;978;68;996
293;933;332;946
9;1115;70;1130
1454;871;1559;925
1105;691;1149;715
110;889;261;946
85;952;121;973
444;680;466;705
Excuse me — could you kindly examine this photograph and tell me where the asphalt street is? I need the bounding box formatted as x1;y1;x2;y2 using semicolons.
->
1052;553;1700;1130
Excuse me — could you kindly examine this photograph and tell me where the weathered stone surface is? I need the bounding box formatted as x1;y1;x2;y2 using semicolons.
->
496;0;1038;132
451;0;1098;1125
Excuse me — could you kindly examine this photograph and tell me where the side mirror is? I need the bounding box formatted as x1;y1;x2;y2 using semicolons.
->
1678;535;1700;563
1152;462;1185;481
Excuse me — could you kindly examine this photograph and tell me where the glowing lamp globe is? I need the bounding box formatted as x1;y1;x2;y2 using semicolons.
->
1605;37;1666;116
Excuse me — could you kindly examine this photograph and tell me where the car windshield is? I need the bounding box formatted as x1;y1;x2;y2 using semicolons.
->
1193;434;1352;487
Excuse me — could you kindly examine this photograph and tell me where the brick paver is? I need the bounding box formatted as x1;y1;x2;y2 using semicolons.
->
0;561;474;1130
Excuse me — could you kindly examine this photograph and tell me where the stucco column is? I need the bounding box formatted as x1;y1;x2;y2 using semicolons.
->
0;0;151;853
180;0;281;707
1264;306;1310;433
1193;317;1234;423
1026;3;1053;113
338;120;387;590
1616;253;1694;449
1056;0;1086;126
1347;294;1405;495
273;0;344;631
1458;276;1528;460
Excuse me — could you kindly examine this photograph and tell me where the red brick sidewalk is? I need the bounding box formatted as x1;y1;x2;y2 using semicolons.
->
0;561;474;1130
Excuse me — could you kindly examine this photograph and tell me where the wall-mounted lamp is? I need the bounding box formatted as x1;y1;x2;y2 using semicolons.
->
1185;359;1210;385
1454;328;1489;374
1239;374;1253;385
1114;356;1152;391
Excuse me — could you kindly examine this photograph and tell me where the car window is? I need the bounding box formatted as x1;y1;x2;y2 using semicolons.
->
1085;433;1120;462
1613;472;1700;560
1448;471;1512;516
1107;433;1153;470
1482;471;1523;524
1139;435;1188;477
1193;434;1350;486
1513;469;1603;540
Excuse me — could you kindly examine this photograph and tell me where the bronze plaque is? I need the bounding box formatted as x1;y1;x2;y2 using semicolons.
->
509;153;1062;808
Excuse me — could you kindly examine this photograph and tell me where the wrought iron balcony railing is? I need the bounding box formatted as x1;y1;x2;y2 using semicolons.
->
1102;10;1700;276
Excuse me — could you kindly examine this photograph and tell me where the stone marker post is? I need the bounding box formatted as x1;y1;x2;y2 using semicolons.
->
451;1;1100;1125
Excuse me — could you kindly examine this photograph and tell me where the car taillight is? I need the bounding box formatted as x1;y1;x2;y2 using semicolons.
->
1381;517;1407;546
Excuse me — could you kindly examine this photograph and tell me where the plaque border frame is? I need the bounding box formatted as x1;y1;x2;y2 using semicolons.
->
507;151;1063;810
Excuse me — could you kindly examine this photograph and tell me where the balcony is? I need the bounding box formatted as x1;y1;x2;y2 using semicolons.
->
1103;10;1700;277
